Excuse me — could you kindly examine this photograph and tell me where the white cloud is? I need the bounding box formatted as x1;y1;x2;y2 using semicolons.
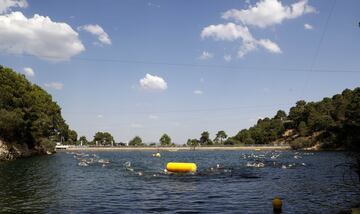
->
224;54;232;62
222;0;316;28
139;73;167;91
23;67;34;77
0;12;85;60
201;23;281;58
97;114;103;118
200;0;316;59
201;22;253;42
78;24;111;45
199;51;214;60
44;82;63;90
193;90;203;95
148;114;159;120
0;0;27;14
304;23;313;30
257;39;281;53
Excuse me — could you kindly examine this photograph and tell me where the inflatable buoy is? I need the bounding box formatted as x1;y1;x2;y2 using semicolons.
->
166;162;197;173
152;153;161;157
272;197;282;213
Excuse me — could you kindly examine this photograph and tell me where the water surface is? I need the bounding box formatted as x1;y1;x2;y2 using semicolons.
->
1;150;359;213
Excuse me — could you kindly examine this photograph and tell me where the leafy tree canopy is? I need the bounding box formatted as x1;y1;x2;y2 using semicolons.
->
159;134;172;146
93;132;114;146
0;66;71;152
129;136;143;147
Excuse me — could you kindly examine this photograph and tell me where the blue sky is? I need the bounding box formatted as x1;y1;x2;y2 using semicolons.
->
0;0;359;144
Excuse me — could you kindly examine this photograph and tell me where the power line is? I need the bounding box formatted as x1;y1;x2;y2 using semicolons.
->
301;0;338;97
62;103;293;115
9;52;360;74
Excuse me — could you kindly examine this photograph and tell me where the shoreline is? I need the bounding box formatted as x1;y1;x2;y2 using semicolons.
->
63;145;290;151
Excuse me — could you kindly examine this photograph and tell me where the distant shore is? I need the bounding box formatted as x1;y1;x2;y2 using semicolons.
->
63;145;290;151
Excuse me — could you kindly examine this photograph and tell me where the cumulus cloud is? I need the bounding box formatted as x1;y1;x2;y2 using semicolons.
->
139;74;167;91
0;0;27;14
0;12;85;60
201;0;316;58
304;23;313;30
201;23;281;58
222;0;316;28
199;51;214;60
44;82;63;90
193;90;203;95
78;24;111;45
23;67;34;77
201;23;252;41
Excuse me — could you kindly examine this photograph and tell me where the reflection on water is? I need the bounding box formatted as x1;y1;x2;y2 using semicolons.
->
0;150;360;213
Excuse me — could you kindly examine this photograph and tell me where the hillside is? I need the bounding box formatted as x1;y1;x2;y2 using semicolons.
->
226;87;360;152
0;65;71;160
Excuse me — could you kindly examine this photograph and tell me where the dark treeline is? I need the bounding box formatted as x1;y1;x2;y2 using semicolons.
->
0;66;72;152
225;87;360;151
76;133;176;147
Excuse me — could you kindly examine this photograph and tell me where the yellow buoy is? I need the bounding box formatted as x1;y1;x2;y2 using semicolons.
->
272;197;282;213
166;162;197;173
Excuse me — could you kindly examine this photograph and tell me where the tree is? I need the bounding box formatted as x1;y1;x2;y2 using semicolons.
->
159;134;172;146
93;132;114;146
289;100;307;126
65;129;78;145
235;129;254;144
200;131;213;145
298;121;308;137
79;136;88;145
274;110;287;121
129;136;143;147
214;130;227;144
0;66;71;154
186;138;199;147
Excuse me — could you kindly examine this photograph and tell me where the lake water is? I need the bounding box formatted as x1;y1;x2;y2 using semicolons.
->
1;150;360;213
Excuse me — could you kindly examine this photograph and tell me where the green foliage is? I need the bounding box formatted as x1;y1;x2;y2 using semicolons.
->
228;87;360;151
200;131;213;145
64;129;78;145
0;66;71;151
93;132;114;146
274;110;287;120
298;121;308;137
79;136;88;145
214;130;227;144
159;134;172;146
234;129;254;144
224;137;240;145
129;136;143;147
187;138;199;147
